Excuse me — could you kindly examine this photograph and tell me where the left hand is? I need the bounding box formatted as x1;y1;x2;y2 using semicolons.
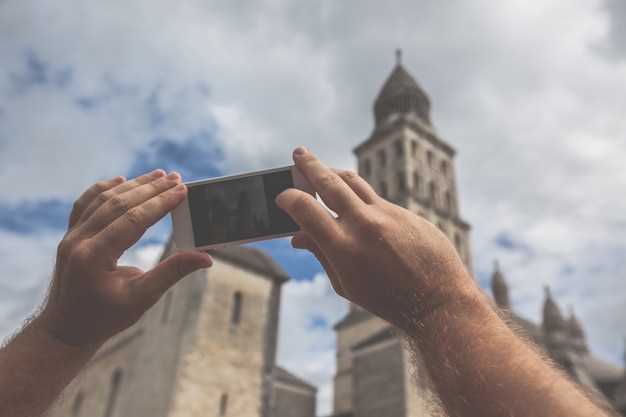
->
37;170;212;348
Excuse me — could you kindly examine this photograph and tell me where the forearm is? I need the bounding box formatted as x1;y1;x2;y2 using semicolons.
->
0;316;98;417
405;276;610;417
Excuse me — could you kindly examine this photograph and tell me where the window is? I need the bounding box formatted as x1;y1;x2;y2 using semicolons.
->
72;392;84;417
429;181;437;205
377;149;386;167
413;172;421;197
411;140;418;157
445;191;453;213
104;369;123;417
362;158;371;177
440;160;448;176
396;172;406;194
379;181;388;199
427;150;434;167
219;393;228;416
230;292;243;330
455;233;463;251
161;291;173;324
394;139;403;158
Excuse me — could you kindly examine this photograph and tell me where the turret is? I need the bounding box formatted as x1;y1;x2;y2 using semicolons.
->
373;49;432;127
491;260;511;310
567;307;588;353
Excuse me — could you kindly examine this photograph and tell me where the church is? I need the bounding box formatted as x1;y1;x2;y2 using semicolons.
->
46;52;626;417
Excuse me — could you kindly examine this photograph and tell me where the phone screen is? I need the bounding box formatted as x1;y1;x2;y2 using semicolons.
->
186;169;298;247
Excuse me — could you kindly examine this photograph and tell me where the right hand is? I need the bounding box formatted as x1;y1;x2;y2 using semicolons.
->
276;147;479;331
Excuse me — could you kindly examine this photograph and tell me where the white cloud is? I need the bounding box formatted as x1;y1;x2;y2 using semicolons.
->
277;274;348;416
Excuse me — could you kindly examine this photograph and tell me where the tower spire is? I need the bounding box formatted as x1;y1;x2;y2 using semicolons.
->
395;48;403;66
491;260;510;310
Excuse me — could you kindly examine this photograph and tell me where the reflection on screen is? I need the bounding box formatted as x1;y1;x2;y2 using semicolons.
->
187;169;298;247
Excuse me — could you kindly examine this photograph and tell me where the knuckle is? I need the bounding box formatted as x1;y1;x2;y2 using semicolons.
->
361;212;390;235
341;170;359;181
108;195;129;213
68;244;92;265
317;173;341;191
125;208;145;227
290;193;313;213
93;181;108;193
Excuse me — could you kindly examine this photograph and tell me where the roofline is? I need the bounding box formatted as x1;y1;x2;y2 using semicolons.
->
354;116;456;158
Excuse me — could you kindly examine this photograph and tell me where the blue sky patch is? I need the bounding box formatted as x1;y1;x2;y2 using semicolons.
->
128;134;223;182
0;198;71;234
249;238;323;281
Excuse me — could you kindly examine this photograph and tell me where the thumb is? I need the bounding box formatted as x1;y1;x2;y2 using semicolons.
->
134;251;213;304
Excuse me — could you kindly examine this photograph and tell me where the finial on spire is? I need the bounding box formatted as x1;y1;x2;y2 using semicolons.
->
494;259;500;272
544;285;551;298
395;48;403;66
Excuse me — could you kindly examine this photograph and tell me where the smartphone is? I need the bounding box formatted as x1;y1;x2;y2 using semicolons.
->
171;165;314;250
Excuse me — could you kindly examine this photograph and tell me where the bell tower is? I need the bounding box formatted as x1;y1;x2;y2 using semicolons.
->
353;50;472;268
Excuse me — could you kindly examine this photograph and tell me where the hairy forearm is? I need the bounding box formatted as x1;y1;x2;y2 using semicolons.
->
0;316;98;417
405;276;611;417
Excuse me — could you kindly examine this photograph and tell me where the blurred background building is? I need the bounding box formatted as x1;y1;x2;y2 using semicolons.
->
46;52;625;417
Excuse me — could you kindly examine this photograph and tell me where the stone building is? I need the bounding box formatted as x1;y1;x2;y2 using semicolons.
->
330;50;626;417
46;243;316;417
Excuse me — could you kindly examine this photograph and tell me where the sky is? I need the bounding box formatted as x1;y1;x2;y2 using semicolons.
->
1;0;626;415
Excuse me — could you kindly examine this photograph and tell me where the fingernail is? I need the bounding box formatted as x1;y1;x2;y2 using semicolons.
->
151;169;166;178
200;253;213;267
166;171;180;180
174;183;186;192
293;146;308;157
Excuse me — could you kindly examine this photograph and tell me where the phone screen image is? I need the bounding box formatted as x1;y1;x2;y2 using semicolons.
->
186;169;298;247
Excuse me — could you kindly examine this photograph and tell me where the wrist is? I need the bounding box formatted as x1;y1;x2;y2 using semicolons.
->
26;314;100;359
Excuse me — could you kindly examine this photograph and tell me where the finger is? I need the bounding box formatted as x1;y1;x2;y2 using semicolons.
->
291;231;345;297
77;169;166;226
333;169;379;204
132;251;212;304
93;183;188;259
69;176;125;228
82;172;181;235
292;147;363;215
276;188;342;244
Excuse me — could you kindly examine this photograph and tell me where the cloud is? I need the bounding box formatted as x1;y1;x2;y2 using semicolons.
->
276;274;348;416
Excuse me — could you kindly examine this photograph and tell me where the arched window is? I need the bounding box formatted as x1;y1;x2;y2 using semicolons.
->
440;160;448;176
394;139;404;158
230;292;243;330
161;291;173;324
413;172;421;197
72;391;84;417
429;181;437;206
219;393;229;416
454;233;463;251
396;171;406;194
377;149;386;167
445;191;453;213
104;369;123;417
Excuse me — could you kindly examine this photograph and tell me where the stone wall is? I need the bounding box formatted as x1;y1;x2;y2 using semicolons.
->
352;337;405;417
167;258;274;417
270;381;316;417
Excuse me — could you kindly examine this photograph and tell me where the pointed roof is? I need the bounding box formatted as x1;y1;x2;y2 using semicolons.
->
491;260;511;309
567;307;585;339
373;49;431;126
542;286;568;333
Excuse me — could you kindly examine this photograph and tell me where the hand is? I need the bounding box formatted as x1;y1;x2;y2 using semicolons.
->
276;148;477;331
37;170;212;347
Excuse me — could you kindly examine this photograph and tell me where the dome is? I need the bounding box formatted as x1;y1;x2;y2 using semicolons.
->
373;49;431;126
542;286;568;333
491;260;511;309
